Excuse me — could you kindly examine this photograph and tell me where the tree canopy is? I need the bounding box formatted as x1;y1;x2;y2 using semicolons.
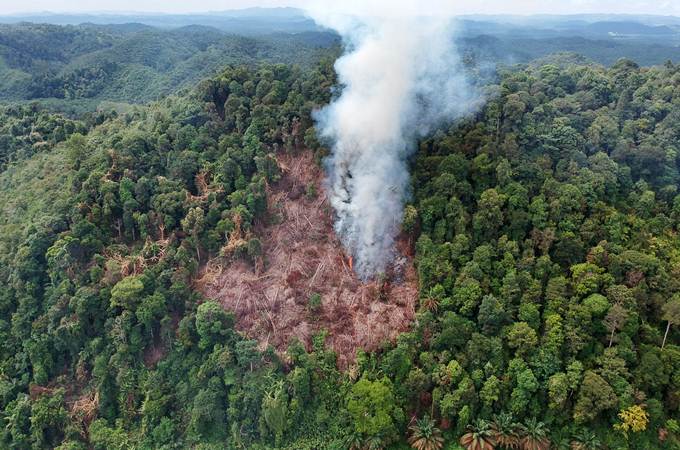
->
0;54;679;449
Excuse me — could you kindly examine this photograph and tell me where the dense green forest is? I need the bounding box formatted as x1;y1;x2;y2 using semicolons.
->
0;23;337;105
2;17;679;113
1;41;680;450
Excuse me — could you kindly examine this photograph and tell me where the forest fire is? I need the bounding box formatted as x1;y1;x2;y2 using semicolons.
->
196;148;418;369
309;1;475;281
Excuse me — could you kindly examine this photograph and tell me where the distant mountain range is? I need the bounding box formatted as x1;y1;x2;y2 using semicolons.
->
2;8;680;45
460;13;680;27
0;21;338;105
1;8;680;110
0;7;321;35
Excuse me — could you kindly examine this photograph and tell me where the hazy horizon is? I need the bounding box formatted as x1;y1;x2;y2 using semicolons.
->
2;0;680;17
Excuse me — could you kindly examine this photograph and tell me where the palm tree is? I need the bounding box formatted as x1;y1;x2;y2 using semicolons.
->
549;429;573;450
570;429;602;450
344;431;363;450
518;418;551;450
460;419;497;450
409;415;445;450
491;413;521;449
364;435;385;450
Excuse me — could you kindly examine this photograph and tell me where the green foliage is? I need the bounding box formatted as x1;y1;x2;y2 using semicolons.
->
0;23;338;104
261;381;289;445
2;53;680;450
195;301;234;350
110;276;146;310
0;61;336;449
408;415;445;450
412;56;680;449
347;377;405;446
308;293;322;313
0;103;88;172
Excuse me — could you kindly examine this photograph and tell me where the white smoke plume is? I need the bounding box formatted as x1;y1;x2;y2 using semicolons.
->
304;1;477;279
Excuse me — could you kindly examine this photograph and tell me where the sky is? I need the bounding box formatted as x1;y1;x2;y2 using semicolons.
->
1;0;680;16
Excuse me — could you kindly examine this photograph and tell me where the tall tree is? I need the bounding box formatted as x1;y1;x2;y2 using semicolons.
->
603;303;629;348
661;297;680;349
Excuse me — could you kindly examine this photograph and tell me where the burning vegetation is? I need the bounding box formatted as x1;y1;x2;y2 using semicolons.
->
197;148;418;368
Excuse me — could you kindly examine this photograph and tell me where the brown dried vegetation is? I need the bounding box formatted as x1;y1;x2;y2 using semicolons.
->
68;390;100;433
197;149;418;369
103;236;171;284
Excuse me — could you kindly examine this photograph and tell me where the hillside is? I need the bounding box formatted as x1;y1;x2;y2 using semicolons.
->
3;13;680;113
197;148;418;370
0;23;339;105
460;34;680;67
0;8;320;35
0;54;679;449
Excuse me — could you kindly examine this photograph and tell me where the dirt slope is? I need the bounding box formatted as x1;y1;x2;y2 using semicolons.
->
197;148;418;369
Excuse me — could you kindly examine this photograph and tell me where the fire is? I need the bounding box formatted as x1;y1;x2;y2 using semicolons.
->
348;256;354;271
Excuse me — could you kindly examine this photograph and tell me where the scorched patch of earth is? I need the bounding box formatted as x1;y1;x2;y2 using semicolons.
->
196;148;418;369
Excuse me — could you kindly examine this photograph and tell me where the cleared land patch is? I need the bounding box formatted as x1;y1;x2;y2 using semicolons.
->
197;148;418;369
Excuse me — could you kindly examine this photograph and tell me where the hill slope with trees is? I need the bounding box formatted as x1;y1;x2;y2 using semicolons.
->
0;23;338;105
0;56;679;449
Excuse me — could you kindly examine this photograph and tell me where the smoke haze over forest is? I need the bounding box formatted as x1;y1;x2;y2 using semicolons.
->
307;1;477;278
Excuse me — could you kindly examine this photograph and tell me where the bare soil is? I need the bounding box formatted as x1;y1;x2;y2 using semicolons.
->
196;148;419;369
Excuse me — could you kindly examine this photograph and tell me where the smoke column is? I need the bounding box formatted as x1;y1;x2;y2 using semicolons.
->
304;1;476;279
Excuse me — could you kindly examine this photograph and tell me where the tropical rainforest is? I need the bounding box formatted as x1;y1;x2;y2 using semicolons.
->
0;12;680;450
0;22;337;104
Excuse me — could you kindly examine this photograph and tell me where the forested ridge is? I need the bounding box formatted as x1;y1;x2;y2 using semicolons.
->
0;23;338;104
0;54;679;450
3;19;679;111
